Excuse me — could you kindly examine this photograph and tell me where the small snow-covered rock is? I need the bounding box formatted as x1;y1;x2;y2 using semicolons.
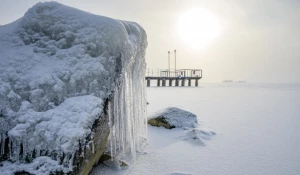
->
148;107;198;129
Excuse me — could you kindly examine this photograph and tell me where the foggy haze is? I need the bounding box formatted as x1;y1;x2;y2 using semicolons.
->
1;0;299;83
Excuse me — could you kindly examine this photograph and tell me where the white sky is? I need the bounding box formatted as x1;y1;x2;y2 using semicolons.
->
1;0;299;83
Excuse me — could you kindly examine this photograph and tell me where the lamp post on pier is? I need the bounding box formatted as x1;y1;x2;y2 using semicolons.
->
168;51;170;71
168;49;177;74
174;49;176;71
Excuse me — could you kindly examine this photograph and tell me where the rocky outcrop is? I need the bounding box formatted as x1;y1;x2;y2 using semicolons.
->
148;107;199;129
0;1;147;174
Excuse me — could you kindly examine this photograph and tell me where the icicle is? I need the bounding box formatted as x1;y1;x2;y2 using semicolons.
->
68;153;75;172
108;100;114;161
91;141;94;154
9;137;12;159
107;55;147;161
121;82;125;156
0;133;4;155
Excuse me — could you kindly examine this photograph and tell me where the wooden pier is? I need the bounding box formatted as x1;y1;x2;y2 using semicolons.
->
145;69;202;87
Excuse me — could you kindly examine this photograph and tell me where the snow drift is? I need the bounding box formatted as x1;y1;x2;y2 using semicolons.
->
0;1;147;174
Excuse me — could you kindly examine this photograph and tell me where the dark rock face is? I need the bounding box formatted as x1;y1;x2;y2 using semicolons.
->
148;117;175;129
148;107;199;129
72;99;110;175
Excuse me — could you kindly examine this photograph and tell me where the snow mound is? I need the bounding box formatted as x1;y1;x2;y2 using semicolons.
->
0;1;147;174
179;128;216;146
148;107;198;129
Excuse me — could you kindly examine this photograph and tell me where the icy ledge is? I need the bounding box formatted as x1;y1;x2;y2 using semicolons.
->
0;1;147;174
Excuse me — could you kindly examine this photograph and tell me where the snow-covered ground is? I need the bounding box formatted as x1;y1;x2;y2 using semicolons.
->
92;83;300;175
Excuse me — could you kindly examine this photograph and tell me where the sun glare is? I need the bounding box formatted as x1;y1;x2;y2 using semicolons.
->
178;8;222;49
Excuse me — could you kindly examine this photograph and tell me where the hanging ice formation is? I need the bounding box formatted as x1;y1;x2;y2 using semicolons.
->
108;40;148;160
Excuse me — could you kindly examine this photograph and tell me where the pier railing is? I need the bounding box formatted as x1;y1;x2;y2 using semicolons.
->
146;69;202;78
145;69;202;87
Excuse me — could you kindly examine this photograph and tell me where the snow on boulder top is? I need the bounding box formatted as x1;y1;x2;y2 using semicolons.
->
0;2;146;112
0;1;147;172
148;107;198;129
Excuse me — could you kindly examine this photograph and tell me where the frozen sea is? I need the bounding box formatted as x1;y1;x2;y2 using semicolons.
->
92;83;300;175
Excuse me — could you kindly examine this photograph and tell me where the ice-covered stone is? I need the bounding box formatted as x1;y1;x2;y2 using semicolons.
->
0;1;147;174
148;107;198;129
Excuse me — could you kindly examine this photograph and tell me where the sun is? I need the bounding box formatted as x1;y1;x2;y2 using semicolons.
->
178;8;222;49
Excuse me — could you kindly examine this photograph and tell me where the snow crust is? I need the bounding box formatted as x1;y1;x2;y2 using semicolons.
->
0;1;147;174
148;107;198;128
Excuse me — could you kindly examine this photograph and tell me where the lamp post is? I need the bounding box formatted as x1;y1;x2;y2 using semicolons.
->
168;49;177;73
168;51;170;72
174;50;176;71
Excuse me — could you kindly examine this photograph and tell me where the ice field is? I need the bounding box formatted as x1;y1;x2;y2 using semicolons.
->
92;83;300;175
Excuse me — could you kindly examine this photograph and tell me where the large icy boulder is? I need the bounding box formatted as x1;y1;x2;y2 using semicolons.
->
148;107;199;129
0;2;147;174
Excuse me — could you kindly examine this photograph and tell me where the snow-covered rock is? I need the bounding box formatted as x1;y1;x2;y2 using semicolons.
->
0;1;147;174
148;107;198;129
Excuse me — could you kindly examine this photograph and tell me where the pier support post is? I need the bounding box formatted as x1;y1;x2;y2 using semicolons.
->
162;79;166;86
188;79;191;86
175;79;179;86
147;79;150;87
157;79;161;86
195;79;198;87
169;79;173;86
181;79;185;86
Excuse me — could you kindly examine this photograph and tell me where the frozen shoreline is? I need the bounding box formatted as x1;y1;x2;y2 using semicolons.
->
92;83;300;175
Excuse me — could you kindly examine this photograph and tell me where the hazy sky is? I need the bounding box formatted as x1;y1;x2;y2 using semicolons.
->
1;0;299;83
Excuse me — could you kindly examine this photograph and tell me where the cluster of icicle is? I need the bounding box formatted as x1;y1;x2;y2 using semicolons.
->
0;132;74;171
108;61;147;160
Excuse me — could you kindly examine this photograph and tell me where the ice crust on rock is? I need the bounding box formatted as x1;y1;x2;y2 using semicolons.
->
148;107;199;129
0;1;147;174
